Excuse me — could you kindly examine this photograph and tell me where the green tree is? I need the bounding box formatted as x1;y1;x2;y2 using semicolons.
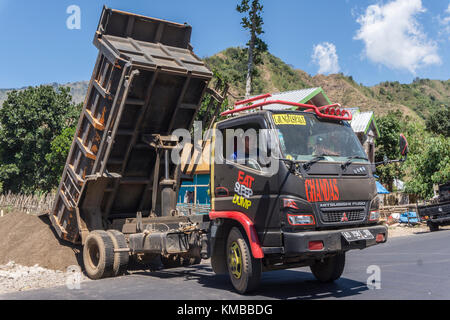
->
404;134;450;198
385;115;450;199
375;110;405;191
0;86;80;193
196;69;229;129
425;106;450;137
236;0;268;98
44;126;77;191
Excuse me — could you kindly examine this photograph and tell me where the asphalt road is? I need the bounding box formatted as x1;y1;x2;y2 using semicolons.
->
2;229;450;300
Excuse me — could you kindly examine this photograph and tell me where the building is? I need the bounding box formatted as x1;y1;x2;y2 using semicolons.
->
344;108;380;163
177;140;211;213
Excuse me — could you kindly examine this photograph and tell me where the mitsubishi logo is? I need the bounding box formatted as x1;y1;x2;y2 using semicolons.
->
341;212;349;222
283;199;299;209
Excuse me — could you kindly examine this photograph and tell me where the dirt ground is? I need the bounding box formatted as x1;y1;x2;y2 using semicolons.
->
0;261;90;294
388;223;450;238
0;211;81;270
0;211;91;294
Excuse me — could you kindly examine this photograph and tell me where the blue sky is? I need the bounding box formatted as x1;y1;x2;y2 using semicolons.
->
0;0;448;88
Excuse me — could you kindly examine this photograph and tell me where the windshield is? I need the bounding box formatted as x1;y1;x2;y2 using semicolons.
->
272;112;368;163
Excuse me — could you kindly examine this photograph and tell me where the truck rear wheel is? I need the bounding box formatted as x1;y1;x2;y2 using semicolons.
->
83;230;115;280
226;227;261;294
310;253;346;283
107;230;129;276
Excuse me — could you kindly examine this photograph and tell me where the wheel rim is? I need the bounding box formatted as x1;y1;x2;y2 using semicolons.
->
88;240;100;269
228;241;242;279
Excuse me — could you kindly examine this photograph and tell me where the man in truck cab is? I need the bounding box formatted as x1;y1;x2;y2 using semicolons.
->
312;136;340;157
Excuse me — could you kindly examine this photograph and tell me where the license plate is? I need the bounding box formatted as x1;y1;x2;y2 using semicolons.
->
341;229;374;242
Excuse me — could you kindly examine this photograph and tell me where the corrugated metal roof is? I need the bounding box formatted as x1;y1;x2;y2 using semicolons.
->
248;88;321;110
351;111;374;133
343;107;360;116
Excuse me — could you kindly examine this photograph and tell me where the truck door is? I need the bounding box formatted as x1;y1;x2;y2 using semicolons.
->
211;116;282;247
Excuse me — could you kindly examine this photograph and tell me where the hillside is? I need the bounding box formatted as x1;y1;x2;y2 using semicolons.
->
204;47;449;119
0;81;88;107
1;47;448;120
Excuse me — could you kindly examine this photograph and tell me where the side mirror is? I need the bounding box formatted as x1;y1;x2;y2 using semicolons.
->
399;134;409;158
375;134;409;167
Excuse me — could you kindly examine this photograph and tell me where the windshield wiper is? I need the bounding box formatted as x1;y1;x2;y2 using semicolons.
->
277;158;302;173
303;154;334;171
341;156;369;170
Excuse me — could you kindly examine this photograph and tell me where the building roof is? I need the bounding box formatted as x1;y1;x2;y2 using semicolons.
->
344;108;380;137
247;87;332;111
351;112;374;133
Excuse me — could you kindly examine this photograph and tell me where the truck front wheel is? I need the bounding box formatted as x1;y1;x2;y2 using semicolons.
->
310;253;346;283
429;222;439;232
226;227;261;294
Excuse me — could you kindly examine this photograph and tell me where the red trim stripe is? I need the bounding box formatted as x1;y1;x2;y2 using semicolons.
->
209;211;264;259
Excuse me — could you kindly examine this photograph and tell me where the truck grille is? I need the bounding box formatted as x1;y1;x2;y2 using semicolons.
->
321;210;366;223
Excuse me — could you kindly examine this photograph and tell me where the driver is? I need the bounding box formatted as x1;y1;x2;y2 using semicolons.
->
313;136;340;156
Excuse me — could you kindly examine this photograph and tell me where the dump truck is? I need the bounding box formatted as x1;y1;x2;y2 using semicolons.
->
417;182;450;232
49;7;408;294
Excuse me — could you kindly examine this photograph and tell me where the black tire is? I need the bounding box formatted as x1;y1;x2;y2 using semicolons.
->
83;230;115;280
429;222;439;232
226;227;261;294
310;253;346;283
107;230;129;276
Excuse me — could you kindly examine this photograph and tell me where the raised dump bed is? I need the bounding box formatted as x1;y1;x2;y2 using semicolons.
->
50;7;214;243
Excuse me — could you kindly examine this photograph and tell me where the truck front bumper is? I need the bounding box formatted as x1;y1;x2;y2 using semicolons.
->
428;215;450;225
282;225;388;256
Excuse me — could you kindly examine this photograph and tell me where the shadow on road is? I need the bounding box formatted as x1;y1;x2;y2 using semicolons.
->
131;263;369;300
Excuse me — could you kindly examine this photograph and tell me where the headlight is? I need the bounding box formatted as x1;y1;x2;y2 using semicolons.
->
369;197;381;221
369;210;380;221
287;214;315;226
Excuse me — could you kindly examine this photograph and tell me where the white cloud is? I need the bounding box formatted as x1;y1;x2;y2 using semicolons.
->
440;3;450;38
354;0;441;73
312;42;341;75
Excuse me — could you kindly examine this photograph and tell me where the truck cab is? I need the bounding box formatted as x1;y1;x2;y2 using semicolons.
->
209;105;388;293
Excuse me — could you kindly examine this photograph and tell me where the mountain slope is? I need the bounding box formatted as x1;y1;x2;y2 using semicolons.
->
1;47;448;120
0;81;89;106
204;47;449;120
311;73;419;119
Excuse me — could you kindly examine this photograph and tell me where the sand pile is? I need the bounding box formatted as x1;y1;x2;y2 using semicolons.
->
0;211;81;271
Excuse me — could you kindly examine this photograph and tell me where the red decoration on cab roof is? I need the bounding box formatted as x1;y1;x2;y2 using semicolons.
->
221;93;352;121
